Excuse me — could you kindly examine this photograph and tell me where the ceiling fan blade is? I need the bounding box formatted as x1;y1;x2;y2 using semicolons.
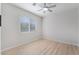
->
37;8;43;11
48;9;53;12
32;3;36;6
43;3;46;7
47;4;56;8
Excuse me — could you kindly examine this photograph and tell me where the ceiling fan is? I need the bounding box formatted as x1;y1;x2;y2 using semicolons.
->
32;3;56;13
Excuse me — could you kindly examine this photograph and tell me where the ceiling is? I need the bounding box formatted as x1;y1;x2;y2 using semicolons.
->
12;3;79;17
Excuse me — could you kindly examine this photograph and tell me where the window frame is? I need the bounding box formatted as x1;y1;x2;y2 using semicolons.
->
19;16;36;33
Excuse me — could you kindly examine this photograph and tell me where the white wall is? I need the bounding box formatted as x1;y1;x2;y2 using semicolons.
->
2;3;42;51
0;27;1;50
0;27;1;54
43;8;79;46
78;7;79;46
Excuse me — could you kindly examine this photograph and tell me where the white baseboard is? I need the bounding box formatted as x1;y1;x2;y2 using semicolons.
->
1;42;27;52
43;35;79;47
1;36;42;52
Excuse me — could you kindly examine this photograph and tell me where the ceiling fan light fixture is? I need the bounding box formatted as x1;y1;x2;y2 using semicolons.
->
32;3;56;13
43;8;48;11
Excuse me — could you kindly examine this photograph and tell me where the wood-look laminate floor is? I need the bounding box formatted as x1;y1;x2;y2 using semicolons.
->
2;39;79;55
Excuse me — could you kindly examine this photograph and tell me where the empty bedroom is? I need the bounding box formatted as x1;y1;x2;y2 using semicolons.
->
0;3;79;55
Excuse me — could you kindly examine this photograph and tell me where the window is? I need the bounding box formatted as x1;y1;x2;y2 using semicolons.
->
30;19;35;31
20;16;36;32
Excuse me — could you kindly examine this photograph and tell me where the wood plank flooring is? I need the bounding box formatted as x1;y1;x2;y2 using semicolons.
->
2;39;79;55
